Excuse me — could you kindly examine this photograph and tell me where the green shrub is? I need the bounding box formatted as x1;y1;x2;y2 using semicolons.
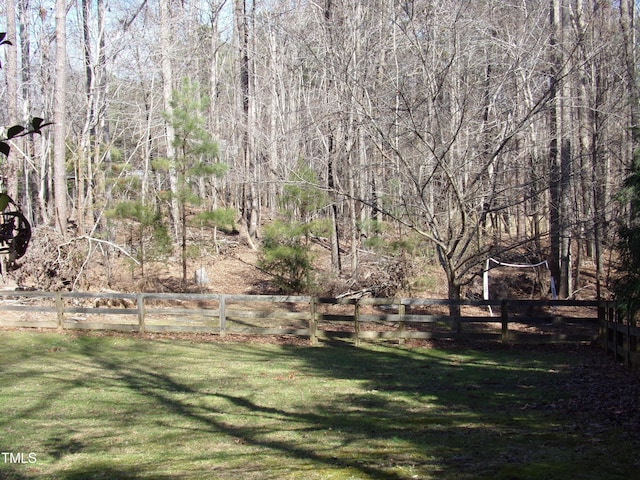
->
193;208;237;234
279;161;328;221
258;220;315;293
108;201;172;272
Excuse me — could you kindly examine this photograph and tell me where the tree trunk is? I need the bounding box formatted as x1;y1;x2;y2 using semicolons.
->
559;136;572;298
80;0;94;233
18;0;35;220
159;0;179;240
559;0;572;298
53;0;68;235
234;0;258;246
328;153;341;274
5;0;19;200
83;0;108;233
620;0;638;168
548;0;571;298
182;199;187;284
447;272;462;334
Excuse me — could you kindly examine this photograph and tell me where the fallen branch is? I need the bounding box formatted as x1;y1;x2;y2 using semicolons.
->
57;235;140;266
336;287;375;299
52;235;141;291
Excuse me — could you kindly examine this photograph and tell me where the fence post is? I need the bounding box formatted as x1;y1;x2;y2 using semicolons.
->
137;294;146;333
501;299;509;343
608;302;616;356
354;300;361;347
398;302;406;345
622;305;633;367
614;305;621;361
219;295;226;337
309;297;318;346
598;301;606;349
55;292;64;330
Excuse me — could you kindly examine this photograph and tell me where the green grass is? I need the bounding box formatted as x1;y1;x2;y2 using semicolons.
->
0;331;636;479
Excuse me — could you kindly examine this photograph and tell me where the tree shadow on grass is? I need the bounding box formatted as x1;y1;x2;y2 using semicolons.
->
80;345;414;479
8;334;636;479
282;341;640;479
71;338;585;479
55;463;173;480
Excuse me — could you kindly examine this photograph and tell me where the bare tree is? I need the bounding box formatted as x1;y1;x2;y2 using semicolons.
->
4;0;19;200
234;0;259;247
159;0;180;239
53;0;68;235
338;1;559;310
4;0;633;296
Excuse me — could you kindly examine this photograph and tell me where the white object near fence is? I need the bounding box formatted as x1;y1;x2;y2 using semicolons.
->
195;268;209;286
483;258;556;316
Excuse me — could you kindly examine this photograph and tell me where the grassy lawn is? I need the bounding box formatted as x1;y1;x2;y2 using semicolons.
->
0;331;637;479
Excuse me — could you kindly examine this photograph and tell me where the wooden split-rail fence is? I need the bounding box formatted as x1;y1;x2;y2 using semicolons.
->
600;303;640;369
0;290;637;366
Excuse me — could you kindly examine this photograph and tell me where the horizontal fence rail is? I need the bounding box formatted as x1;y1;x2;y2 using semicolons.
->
0;290;619;348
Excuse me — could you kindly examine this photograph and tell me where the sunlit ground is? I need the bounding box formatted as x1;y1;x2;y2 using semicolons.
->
0;331;637;479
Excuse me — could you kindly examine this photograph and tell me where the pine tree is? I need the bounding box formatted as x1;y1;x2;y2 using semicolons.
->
258;220;315;294
258;164;327;293
109;201;171;278
165;78;227;284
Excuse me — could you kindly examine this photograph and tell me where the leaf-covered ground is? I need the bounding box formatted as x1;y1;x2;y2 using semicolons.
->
544;345;640;438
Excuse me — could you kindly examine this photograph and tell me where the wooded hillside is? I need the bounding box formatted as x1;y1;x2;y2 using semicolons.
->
0;1;637;300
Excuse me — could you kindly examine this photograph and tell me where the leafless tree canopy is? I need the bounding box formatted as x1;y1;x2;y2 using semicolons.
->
0;0;636;299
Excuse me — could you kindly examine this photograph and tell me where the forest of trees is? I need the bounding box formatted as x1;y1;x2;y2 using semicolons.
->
0;0;638;300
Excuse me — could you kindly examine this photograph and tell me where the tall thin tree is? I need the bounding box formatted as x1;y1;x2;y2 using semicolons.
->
5;0;19;200
53;0;68;234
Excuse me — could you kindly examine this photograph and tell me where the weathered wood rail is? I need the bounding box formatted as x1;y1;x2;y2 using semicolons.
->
0;290;607;345
600;302;640;369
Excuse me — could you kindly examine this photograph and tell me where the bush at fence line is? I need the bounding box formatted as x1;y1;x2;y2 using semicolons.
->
258;220;316;294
